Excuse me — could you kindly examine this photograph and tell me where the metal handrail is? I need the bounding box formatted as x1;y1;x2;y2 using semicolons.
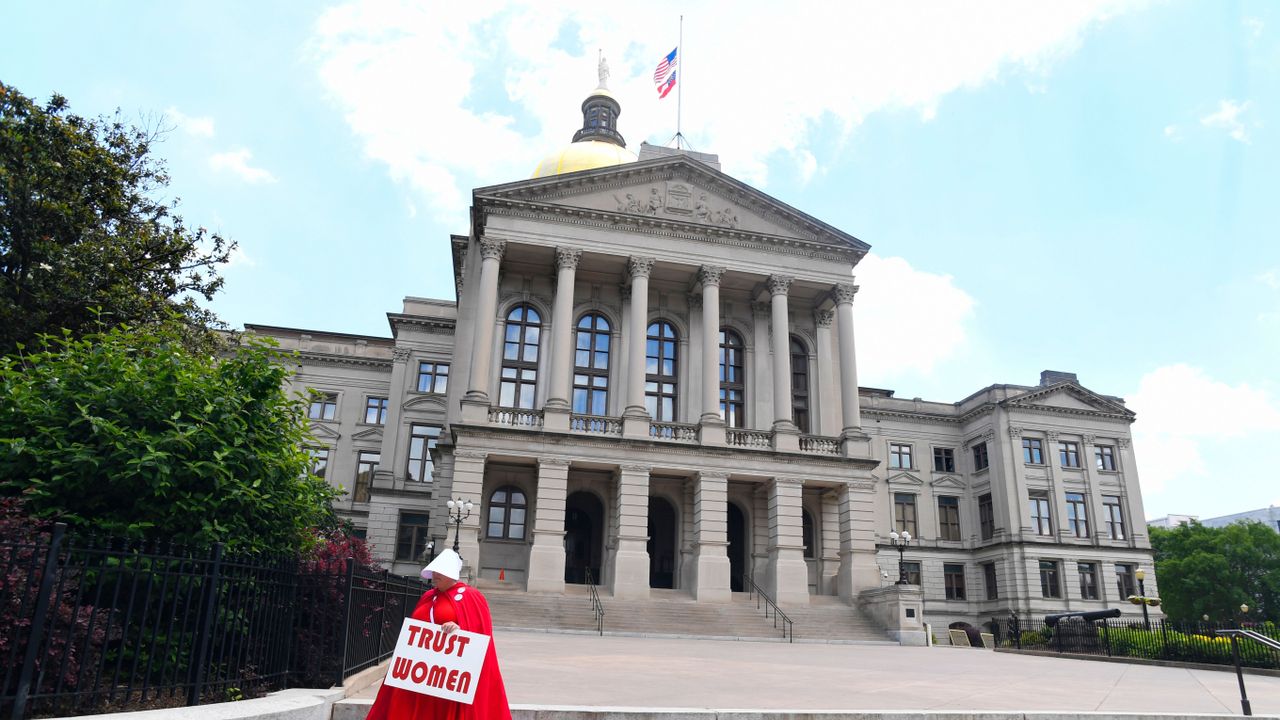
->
743;571;793;642
1216;629;1280;716
584;568;605;636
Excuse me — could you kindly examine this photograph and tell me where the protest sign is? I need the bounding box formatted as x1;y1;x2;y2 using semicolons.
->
382;618;490;704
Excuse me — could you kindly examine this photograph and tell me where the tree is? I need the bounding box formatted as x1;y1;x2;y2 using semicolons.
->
0;82;232;355
1151;521;1280;624
0;321;339;554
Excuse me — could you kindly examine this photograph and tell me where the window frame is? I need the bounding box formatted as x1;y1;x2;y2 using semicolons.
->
1116;563;1137;599
1096;445;1117;471
943;563;966;601
1030;492;1053;536
972;442;990;471
790;335;810;433
937;496;961;541
308;391;338;421
406;424;442;483
889;443;914;470
394;511;431;562
893;493;918;536
901;561;922;586
353;450;380;503
979;493;995;541
933;447;956;473
983;562;998;600
363;396;389;425
1022;437;1044;465
1103;495;1126;539
573;313;611;416
719;328;746;428
1059;441;1081;468
486;485;528;541
1066;491;1090;537
499;304;542;409
306;447;331;481
1078;561;1099;600
1040;559;1062;598
416;361;450;394
645;320;680;422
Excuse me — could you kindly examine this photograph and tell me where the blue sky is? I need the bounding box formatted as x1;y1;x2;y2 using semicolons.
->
4;1;1278;520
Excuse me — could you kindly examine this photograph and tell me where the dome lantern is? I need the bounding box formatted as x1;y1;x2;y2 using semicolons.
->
531;55;637;178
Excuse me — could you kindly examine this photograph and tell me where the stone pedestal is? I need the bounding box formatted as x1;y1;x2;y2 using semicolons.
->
767;478;809;606
542;405;570;432
859;585;926;646
692;472;731;602
611;465;651;600
460;397;490;424
698;418;726;447
526;458;569;594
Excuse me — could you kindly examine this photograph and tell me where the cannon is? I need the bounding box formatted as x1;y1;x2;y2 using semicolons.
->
1045;608;1122;627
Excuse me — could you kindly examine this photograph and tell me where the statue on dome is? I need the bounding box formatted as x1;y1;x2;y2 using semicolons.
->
598;53;610;89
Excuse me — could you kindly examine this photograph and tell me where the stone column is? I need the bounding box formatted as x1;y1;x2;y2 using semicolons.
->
692;471;732;602
698;266;726;445
526;457;570;593
813;309;837;437
835;478;881;602
768;275;799;451
751;302;773;429
544;248;581;431
767;477;811;605
461;238;505;423
622;257;655;439
448;450;488;577
612;464;651;599
834;283;868;456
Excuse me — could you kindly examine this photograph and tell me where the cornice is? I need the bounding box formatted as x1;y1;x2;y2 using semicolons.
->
387;313;456;334
297;351;393;370
862;408;961;426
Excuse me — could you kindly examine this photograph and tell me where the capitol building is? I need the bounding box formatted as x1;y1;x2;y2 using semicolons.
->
248;76;1158;638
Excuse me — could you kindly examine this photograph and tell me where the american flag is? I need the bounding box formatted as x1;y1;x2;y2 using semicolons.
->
654;47;678;98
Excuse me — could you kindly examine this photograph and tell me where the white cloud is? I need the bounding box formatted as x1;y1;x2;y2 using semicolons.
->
1200;99;1253;143
1258;269;1280;290
853;253;976;381
309;0;1143;222
1129;365;1280;501
208;149;278;184
1163;124;1180;141
165;107;215;138
1244;16;1264;39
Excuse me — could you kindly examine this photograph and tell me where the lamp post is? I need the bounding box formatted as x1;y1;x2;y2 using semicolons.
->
1136;568;1149;631
889;529;912;585
1240;603;1250;628
446;498;474;554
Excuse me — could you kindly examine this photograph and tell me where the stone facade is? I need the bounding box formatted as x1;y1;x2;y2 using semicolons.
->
247;154;1157;630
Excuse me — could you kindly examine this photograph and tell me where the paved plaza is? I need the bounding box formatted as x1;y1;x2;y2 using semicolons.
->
352;630;1280;715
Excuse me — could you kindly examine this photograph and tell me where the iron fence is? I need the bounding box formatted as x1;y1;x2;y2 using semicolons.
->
0;523;429;719
990;615;1280;670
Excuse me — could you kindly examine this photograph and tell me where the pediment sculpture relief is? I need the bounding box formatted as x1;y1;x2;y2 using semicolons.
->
613;182;739;229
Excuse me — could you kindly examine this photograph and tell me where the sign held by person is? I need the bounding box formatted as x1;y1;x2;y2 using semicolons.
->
383;618;490;704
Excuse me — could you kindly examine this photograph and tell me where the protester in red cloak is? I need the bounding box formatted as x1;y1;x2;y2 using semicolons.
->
366;550;510;720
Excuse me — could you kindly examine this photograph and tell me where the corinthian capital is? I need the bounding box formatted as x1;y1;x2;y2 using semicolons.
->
698;265;725;288
628;256;655;279
767;275;793;296
814;309;834;328
555;247;582;271
479;237;506;262
833;282;859;304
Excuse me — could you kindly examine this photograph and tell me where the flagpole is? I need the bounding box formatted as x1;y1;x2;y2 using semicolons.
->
677;15;684;149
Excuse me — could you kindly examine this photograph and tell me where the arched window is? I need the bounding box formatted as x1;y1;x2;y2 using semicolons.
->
802;509;816;559
499;305;540;408
573;314;610;415
790;336;810;433
487;486;527;540
645;321;678;422
719;329;745;428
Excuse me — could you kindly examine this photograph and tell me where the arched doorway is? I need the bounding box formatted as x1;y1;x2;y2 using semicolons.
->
727;501;747;592
648;496;678;588
564;491;604;584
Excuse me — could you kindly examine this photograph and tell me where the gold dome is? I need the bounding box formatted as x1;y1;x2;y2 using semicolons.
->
531;139;637;178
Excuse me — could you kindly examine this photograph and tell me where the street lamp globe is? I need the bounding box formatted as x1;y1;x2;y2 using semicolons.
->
464;500;474;511
447;499;456;509
902;530;912;543
889;530;899;542
1241;604;1250;614
1135;568;1145;581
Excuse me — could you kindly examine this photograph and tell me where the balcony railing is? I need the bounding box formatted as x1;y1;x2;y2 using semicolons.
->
488;407;544;428
650;421;699;443
570;414;623;436
799;434;841;456
726;428;772;449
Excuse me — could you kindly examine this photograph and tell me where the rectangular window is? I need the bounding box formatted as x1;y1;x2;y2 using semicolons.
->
1066;492;1090;537
979;493;995;540
983;562;998;600
394;512;431;562
893;493;917;536
1030;492;1053;536
1022;437;1044;464
1103;495;1126;539
1116;563;1136;600
407;424;442;483
889;443;913;469
1096;445;1117;471
1040;560;1061;598
902;561;921;586
933;447;955;473
308;392;338;421
364;396;389;425
938;496;961;541
1078;561;1099;600
944;563;966;600
306;447;330;480
1059;441;1081;468
353;451;380;503
972;442;989;471
416;361;450;394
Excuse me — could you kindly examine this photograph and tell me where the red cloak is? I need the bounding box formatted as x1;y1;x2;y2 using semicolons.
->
366;583;511;720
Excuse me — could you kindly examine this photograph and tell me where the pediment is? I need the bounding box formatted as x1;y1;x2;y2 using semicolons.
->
886;472;924;486
403;394;447;412
475;156;869;257
931;476;966;490
352;427;383;442
1005;382;1134;419
307;423;340;441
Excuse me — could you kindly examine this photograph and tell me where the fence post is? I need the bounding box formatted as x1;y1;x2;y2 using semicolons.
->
378;569;389;655
335;557;355;688
1159;619;1170;660
1101;619;1112;656
187;543;225;707
11;523;67;720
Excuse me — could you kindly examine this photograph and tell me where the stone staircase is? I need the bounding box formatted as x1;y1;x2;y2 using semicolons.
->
474;580;891;643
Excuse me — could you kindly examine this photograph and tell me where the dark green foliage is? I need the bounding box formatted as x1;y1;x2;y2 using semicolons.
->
0;322;339;554
1151;521;1280;624
0;82;232;355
